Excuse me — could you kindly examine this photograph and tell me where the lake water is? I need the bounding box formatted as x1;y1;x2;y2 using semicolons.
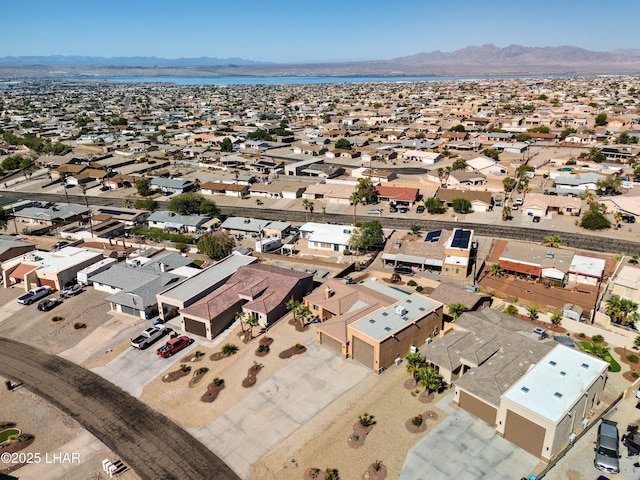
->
86;73;580;86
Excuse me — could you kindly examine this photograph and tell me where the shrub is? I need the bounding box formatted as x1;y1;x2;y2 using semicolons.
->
504;304;519;316
591;334;605;344
51;316;65;322
73;322;86;330
295;343;304;349
194;351;205;358
342;249;352;256
412;415;423;427
180;364;191;373
212;377;224;387
325;468;340;480
359;413;376;427
197;367;209;374
627;353;639;364
415;286;423;292
578;332;586;338
309;468;321;479
407;280;417;287
632;371;640;379
221;343;239;356
257;344;269;353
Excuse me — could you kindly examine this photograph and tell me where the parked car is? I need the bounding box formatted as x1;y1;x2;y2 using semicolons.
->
367;209;382;215
621;214;635;224
157;335;192;358
511;205;519;211
532;216;541;223
594;419;620;474
416;205;425;214
17;286;53;305
37;297;62;311
388;205;398;213
131;326;168;349
398;207;408;214
52;241;69;250
514;198;524;206
393;265;413;275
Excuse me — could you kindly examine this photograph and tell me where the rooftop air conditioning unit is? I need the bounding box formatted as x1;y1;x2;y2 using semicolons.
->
425;337;432;345
395;305;407;316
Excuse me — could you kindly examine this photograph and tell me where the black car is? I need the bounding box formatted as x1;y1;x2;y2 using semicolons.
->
393;265;414;275
37;298;62;311
621;214;635;224
398;207;408;214
532;216;541;223
52;241;69;250
416;205;425;214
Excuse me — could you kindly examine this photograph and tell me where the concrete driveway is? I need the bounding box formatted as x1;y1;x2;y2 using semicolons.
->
188;342;371;480
92;335;200;397
399;392;540;480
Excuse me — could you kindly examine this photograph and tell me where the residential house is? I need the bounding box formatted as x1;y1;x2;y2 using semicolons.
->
447;170;486;187
302;182;354;205
311;279;443;372
496;240;574;285
91;252;194;319
2;246;103;291
221;217;271;238
249;180;306;199
147;211;211;233
156;254;257;322
424;309;607;462
466;156;507;176
568;254;606;286
179;263;313;340
298;222;355;253
553;173;604;193
610;265;640;305
375;185;420;206
522;193;582;217
402;150;443;164
149;177;196;194
429;282;492;317
0;235;35;262
200;181;249;197
436;189;493;213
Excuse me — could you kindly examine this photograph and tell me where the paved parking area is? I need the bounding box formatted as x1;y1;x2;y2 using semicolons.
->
92;336;200;397
399;392;540;480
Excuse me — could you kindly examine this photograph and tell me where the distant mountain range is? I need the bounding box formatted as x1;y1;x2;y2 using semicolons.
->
1;44;639;78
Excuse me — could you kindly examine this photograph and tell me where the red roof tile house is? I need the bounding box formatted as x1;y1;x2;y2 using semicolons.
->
179;264;313;340
375;185;420;206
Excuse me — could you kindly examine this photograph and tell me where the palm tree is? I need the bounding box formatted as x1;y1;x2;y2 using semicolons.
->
302;199;313;221
489;263;504;277
614;211;624;230
243;314;259;340
550;313;562;325
448;303;467;321
350;191;362;226
286;297;301;323
501;205;511;221
527;306;539;321
405;352;426;381
634;335;640;349
437;166;451;188
417;365;442;394
308;201;315;221
296;304;311;326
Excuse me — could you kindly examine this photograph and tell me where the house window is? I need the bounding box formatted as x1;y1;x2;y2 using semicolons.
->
455;268;461;275
313;305;319;311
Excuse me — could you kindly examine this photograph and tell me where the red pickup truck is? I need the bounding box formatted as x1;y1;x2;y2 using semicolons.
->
156;335;191;358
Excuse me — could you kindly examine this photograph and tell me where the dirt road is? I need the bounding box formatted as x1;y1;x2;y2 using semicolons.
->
0;337;239;480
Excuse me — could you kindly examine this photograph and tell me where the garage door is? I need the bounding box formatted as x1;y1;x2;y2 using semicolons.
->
121;305;140;317
184;317;207;338
352;337;374;369
39;278;57;289
503;409;546;457
319;332;342;355
458;390;497;426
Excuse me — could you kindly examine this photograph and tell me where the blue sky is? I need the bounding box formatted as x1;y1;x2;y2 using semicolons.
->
1;0;638;62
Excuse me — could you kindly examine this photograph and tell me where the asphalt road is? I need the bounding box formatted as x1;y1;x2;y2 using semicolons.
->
0;337;239;480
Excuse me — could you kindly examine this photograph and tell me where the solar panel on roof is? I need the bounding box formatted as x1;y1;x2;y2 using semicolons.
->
451;229;471;249
425;230;442;242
